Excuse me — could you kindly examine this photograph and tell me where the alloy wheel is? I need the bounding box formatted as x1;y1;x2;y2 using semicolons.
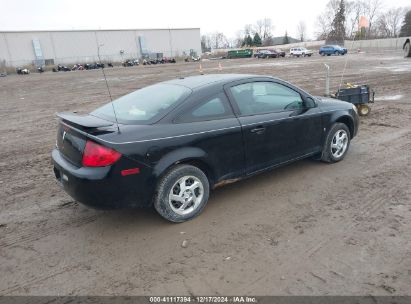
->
331;130;348;159
168;175;204;215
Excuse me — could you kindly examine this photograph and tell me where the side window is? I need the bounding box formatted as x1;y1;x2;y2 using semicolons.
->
175;92;234;123
229;82;303;116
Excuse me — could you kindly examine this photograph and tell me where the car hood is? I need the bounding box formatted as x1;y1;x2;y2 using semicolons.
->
315;96;352;109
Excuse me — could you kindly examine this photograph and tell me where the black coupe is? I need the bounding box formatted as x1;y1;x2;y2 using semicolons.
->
52;74;359;222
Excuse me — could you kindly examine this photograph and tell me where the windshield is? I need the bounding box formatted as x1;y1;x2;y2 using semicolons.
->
91;83;191;124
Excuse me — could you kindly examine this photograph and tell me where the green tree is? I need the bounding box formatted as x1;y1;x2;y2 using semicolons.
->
400;9;411;37
327;0;346;44
242;34;253;46
283;31;290;44
253;33;262;46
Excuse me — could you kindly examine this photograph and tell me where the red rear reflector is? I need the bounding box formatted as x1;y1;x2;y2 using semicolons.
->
121;168;140;176
82;140;122;167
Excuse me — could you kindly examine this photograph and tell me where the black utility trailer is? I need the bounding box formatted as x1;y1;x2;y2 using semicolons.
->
336;84;374;116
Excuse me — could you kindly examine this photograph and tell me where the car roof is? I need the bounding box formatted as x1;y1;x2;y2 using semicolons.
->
164;74;259;89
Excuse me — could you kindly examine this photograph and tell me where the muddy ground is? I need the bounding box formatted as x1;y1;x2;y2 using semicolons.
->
0;50;410;296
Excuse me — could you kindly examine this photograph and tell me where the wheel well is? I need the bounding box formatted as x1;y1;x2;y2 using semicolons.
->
336;116;354;138
173;159;215;186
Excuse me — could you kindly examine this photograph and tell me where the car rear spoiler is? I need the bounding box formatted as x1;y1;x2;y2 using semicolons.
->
57;112;114;129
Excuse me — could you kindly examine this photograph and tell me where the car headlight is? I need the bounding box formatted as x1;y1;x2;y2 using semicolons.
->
352;104;358;114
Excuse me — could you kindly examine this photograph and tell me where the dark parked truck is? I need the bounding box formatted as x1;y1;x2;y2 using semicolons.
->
227;49;253;59
404;39;411;58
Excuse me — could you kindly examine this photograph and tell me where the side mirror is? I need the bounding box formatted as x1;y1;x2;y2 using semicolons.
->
304;97;317;108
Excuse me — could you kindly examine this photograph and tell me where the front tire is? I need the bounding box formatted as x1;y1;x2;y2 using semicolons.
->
321;123;351;163
404;42;411;58
153;164;210;223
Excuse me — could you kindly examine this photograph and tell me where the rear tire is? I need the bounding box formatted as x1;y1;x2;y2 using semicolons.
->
153;164;210;223
321;123;351;163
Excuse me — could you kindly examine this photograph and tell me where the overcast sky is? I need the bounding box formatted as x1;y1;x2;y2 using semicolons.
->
1;0;409;39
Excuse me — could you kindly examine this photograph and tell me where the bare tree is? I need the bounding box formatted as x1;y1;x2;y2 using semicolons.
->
363;0;383;37
201;35;213;52
244;24;253;36
252;19;273;38
316;14;331;39
297;21;307;41
345;0;365;38
253;19;264;37
388;7;405;37
261;18;274;39
376;7;405;37
234;30;245;48
209;32;229;49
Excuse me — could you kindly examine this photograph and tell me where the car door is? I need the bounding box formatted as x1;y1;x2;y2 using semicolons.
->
173;91;245;181
226;80;323;175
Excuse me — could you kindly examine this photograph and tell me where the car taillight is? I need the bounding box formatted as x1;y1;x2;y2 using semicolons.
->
82;140;122;167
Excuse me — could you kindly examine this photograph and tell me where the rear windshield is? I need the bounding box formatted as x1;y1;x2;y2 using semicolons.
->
91;83;191;124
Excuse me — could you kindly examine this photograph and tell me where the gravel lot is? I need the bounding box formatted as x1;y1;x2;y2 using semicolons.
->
0;50;410;295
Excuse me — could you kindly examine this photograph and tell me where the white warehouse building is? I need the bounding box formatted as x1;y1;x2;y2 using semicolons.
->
0;28;201;67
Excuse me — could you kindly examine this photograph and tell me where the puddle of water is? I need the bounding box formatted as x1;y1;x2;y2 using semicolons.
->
234;61;304;69
376;95;403;101
375;61;411;73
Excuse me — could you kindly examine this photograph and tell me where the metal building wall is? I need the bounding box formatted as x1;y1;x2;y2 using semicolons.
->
0;28;201;67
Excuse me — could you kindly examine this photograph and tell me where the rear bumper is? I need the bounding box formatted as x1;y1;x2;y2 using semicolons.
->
52;149;153;209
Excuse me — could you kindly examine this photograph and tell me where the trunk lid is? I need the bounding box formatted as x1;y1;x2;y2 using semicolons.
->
56;112;116;167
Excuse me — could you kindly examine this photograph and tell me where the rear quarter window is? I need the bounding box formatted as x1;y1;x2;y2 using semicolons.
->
174;92;234;123
92;83;191;124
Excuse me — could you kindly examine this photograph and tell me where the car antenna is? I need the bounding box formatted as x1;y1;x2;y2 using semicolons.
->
97;43;121;134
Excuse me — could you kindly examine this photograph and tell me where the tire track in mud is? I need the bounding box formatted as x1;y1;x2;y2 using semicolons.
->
0;213;100;249
244;181;406;294
243;146;410;293
306;186;400;258
0;265;82;295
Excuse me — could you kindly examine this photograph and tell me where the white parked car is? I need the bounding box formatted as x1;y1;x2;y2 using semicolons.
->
290;47;313;57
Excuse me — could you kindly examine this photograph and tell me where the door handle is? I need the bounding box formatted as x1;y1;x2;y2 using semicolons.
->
250;126;266;134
